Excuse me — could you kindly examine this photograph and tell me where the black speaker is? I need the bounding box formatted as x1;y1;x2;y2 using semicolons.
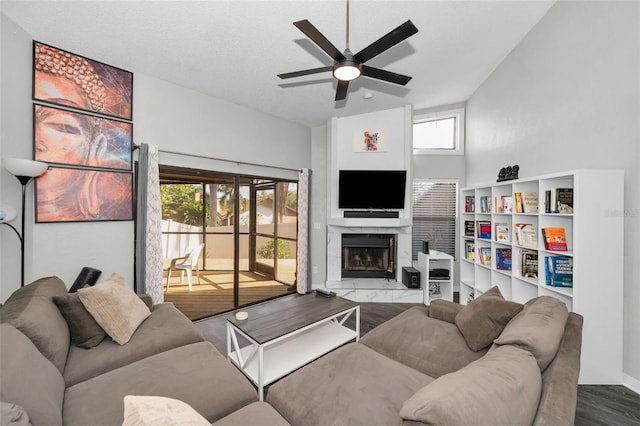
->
402;267;420;289
422;241;429;254
68;267;102;293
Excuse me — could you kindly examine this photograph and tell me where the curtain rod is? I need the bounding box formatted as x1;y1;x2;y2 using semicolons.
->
133;143;302;173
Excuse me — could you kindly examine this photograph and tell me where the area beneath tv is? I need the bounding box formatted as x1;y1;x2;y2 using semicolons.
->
325;278;423;304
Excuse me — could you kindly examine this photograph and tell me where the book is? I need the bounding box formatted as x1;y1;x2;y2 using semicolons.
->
480;196;491;213
476;220;492;239
501;196;513;213
545;188;573;214
464;220;475;237
542;227;568;251
477;247;491;265
545;256;573;287
464;241;475;261
514;192;523;213
514;223;537;247
494;222;510;242
465;195;475;213
521;250;538;278
495;248;512;270
556;188;574;214
522;192;539;213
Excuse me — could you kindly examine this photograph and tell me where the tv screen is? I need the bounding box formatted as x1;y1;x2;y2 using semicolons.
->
338;170;406;209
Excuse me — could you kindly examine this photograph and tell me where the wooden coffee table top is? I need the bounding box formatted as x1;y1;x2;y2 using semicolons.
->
226;293;359;344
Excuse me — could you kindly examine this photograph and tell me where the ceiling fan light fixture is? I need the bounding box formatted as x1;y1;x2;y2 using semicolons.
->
333;61;361;81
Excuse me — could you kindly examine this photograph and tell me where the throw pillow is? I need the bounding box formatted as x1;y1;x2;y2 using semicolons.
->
493;296;569;370
400;345;541;426
454;286;523;351
52;293;107;348
122;395;210;426
78;274;151;345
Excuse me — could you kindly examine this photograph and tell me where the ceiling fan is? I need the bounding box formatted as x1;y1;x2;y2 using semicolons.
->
277;0;418;101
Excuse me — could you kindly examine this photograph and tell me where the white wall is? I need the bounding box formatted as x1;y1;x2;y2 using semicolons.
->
465;1;640;387
0;13;311;300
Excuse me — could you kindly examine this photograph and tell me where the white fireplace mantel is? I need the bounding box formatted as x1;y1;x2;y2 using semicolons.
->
327;217;412;229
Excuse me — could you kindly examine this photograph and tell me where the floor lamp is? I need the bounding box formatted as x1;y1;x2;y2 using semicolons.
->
1;158;49;287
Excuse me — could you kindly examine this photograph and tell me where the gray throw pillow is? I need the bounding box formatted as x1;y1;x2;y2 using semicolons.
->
493;296;569;370
401;345;541;425
52;293;107;348
455;286;523;351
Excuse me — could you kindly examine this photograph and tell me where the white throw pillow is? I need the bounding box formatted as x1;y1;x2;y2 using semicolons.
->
78;273;150;345
122;395;210;426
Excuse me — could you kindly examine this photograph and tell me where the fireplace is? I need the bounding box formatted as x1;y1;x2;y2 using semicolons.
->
341;234;397;279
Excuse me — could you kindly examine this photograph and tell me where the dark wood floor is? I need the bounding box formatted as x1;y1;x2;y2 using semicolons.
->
196;297;640;425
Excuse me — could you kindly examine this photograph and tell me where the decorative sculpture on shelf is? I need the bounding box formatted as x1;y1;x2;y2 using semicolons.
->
497;164;519;182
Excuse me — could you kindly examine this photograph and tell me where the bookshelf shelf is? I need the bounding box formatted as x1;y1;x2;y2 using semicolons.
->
460;170;624;385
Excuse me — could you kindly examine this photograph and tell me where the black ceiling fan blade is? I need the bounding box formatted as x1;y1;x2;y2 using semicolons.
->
335;80;350;101
361;65;412;86
294;20;346;62
278;66;333;79
353;20;418;64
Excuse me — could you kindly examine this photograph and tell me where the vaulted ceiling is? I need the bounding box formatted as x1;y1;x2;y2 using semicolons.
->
1;0;555;128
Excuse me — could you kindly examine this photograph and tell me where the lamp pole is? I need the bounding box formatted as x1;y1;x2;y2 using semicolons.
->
15;176;32;287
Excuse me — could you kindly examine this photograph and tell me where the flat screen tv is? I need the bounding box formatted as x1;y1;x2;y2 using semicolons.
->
338;170;406;210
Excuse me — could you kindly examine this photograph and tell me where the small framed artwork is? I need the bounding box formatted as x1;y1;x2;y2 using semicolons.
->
35;167;133;223
33;41;133;121
34;104;132;170
352;130;386;152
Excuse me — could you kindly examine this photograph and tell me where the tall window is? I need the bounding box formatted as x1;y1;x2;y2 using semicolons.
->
413;107;465;155
412;180;458;260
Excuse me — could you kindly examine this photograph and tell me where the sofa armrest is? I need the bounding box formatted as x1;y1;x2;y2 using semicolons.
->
428;299;464;324
533;312;583;426
138;294;153;310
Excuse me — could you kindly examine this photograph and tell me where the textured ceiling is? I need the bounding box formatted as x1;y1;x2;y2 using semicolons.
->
1;0;555;128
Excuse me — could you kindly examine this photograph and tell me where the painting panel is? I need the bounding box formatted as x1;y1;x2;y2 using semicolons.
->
36;167;133;223
34;104;132;170
352;130;386;152
33;41;133;120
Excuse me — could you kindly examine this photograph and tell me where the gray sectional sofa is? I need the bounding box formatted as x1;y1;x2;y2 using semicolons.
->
1;276;583;425
0;276;285;426
266;288;584;426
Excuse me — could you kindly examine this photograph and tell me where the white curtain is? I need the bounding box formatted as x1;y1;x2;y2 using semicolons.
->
135;143;164;304
296;168;311;294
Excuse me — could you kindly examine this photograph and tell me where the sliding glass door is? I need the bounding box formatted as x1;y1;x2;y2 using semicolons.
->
160;166;297;320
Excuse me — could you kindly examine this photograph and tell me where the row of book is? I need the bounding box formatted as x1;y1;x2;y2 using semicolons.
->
465;220;568;252
463;246;572;287
463;188;573;215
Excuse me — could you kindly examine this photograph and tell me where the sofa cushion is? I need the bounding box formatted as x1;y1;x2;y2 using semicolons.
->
63;302;205;386
0;324;66;426
360;306;486;378
122;395;210;426
78;273;151;345
401;345;542;426
455;285;523;351
493;296;569;370
63;341;258;426
52;292;107;348
212;402;291;426
429;299;464;323
0;277;70;373
267;343;434;426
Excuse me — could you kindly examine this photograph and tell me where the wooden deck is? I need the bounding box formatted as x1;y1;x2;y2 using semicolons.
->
163;271;294;320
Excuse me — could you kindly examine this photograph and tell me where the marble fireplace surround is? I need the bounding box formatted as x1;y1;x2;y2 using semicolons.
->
325;217;423;304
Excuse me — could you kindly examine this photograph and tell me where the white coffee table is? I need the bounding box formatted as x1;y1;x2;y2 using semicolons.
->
226;293;360;400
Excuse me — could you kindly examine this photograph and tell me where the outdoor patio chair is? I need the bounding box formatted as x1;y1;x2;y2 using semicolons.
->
165;243;204;291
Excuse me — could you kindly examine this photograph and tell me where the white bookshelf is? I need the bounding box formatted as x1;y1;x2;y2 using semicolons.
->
460;170;624;385
418;251;454;305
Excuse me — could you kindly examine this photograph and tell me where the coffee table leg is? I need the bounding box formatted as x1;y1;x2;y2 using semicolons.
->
258;346;264;401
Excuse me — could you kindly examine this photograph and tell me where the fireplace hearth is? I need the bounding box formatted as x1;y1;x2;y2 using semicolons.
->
341;234;396;279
